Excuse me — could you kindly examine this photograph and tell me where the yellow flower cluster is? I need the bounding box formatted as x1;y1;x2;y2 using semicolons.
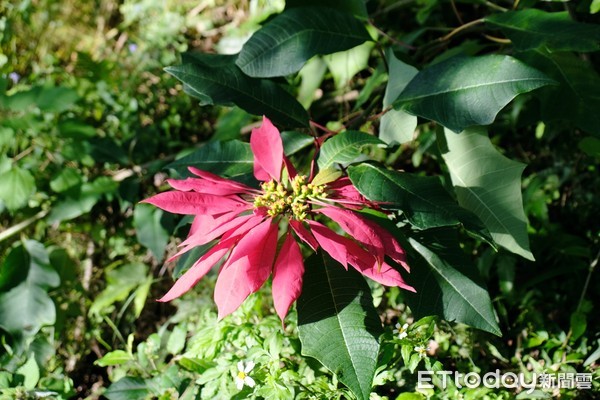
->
253;175;326;220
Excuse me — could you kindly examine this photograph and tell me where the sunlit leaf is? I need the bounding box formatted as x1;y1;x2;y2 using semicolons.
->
394;55;556;133
318;131;385;169
236;7;371;78
298;253;381;400
0;166;35;211
438;127;534;260
380;50;418;145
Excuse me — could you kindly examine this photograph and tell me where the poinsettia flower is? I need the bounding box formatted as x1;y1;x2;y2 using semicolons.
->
143;116;414;321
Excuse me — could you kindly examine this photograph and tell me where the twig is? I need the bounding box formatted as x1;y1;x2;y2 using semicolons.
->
438;19;485;42
0;209;48;243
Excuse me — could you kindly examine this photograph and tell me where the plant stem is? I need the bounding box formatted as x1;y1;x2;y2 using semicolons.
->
0;209;48;243
438;19;485;42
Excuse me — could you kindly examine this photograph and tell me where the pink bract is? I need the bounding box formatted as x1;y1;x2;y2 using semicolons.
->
143;116;414;322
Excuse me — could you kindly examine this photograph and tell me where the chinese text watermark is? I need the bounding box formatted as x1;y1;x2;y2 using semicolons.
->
417;370;593;394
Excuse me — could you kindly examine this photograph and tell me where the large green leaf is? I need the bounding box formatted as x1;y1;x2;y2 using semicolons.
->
0;284;56;338
393;55;556;133
318;131;385;169
167;140;254;178
405;230;501;336
438;127;534;260
379;50;418;145
347;163;492;243
166;54;308;127
236;7;371;78
297;253;382;400
0;166;35;211
520;52;600;137
486;10;600;53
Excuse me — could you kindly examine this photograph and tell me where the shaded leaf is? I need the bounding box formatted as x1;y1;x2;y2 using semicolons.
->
167;140;254;178
166;54;308;127
285;0;368;18
486;10;600;53
318;131;385;169
297;253;381;400
348;163;492;243
405;230;501;335
236;7;371;78
438;127;534;260
521;51;600;137
282;130;314;156
394;55;556;132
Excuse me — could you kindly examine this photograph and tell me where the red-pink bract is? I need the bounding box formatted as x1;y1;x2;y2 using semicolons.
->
143;116;413;321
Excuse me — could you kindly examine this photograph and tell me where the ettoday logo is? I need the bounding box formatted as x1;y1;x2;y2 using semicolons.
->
417;370;593;394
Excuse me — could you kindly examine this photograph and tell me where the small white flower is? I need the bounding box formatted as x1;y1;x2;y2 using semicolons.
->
393;323;409;339
235;361;256;390
414;345;429;358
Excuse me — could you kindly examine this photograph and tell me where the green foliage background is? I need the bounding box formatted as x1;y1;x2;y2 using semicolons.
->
0;0;599;399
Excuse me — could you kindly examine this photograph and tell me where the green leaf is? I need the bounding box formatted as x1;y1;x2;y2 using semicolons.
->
405;230;501;336
297;57;328;108
36;86;79;113
380;50;418;145
486;10;600;53
318;131;385;169
579;137;600;158
178;358;216;373
15;356;39;390
282;130;314;156
104;377;149;400
167;324;187;355
393;55;556;133
0;246;29;292
323;40;374;89
0;283;56;337
48;177;118;223
210;107;250;142
50;168;83;193
438;127;534;260
166;54;308;127
297;253;382;400
167;140;254;178
22;240;60;289
89;263;149;316
0;241;59;293
285;0;368;18
522;52;600;137
0;166;35;211
133;203;173;262
95;350;133;367
347;163;492;242
236;7;371;78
